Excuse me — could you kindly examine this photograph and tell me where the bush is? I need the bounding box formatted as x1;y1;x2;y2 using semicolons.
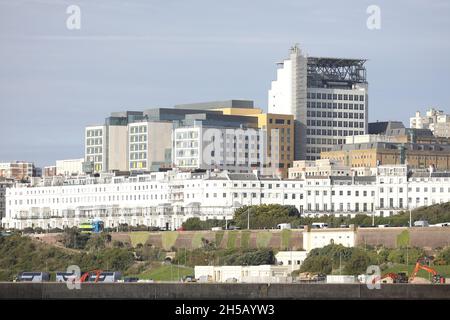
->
182;218;225;230
135;244;164;261
387;247;425;264
85;234;110;252
436;246;450;265
223;249;275;266
22;227;35;234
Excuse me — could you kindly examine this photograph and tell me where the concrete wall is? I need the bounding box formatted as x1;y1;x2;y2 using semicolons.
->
1;283;449;300
116;227;450;251
356;227;450;249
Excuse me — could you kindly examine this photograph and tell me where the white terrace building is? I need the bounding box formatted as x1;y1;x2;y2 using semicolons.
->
2;165;450;230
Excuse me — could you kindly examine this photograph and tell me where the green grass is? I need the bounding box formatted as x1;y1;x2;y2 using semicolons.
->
128;231;150;247
226;231;238;249
256;231;272;248
240;231;251;249
161;232;178;250
281;229;292;250
135;265;194;281
384;264;450;278
191;233;204;249
396;230;410;248
215;231;224;247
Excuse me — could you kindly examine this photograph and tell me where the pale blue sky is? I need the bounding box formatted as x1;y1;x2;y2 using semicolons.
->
0;0;449;166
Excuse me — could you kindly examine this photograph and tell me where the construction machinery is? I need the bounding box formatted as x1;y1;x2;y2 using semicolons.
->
410;260;445;284
79;270;103;283
372;272;409;284
374;258;445;284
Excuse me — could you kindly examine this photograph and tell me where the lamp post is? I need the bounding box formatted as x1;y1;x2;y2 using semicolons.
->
247;195;252;230
409;208;412;228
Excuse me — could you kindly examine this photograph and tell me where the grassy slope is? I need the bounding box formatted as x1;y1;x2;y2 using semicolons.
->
256;232;272;248
128;232;150;247
227;231;238;249
384;264;450;278
240;231;251;249
161;232;178;250
281;230;292;250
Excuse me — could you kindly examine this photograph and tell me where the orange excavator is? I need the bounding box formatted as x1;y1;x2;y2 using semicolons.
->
410;260;445;284
372;272;409;284
79;270;103;283
373;258;445;285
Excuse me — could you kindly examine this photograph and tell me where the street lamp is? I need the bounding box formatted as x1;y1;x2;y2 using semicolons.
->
409;208;412;228
247;195;252;230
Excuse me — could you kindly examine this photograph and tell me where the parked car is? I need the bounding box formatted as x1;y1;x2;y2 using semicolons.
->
414;220;429;227
124;277;139;283
227;226;241;230
183;275;196;283
311;222;328;229
430;222;450;227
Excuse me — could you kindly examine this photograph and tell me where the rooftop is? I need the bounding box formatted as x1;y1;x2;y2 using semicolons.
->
174;100;254;110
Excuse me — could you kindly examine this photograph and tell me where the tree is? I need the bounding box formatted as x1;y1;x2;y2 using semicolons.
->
343;250;374;275
300;256;333;274
85;234;108;252
182;218;203;230
62;228;90;249
182;218;224;230
233;204;299;229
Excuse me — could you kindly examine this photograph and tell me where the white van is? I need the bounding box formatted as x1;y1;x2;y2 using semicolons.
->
414;220;429;227
277;223;292;230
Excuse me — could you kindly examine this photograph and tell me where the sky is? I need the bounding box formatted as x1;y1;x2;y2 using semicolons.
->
0;0;449;167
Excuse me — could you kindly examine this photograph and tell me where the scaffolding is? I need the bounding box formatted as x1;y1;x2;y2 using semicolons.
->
307;57;367;88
